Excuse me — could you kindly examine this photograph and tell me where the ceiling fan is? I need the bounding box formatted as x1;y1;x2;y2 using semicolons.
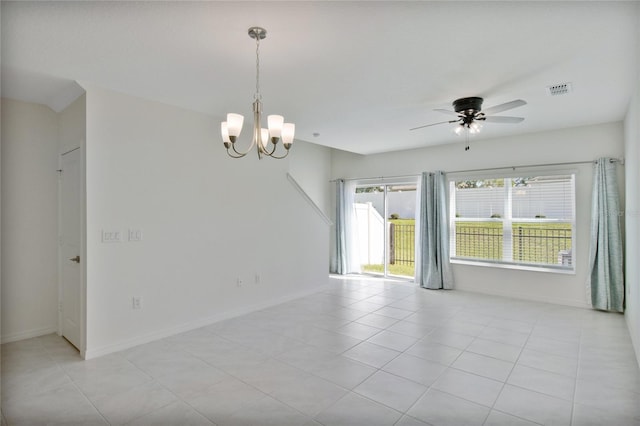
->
410;97;527;136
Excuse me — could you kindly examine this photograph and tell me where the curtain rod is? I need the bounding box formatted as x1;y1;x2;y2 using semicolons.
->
329;174;419;183
330;158;624;183
446;158;624;175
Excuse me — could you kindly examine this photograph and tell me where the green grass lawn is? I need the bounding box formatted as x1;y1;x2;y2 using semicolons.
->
389;219;415;226
362;263;415;277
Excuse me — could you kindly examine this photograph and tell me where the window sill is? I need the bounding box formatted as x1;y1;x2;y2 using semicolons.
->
450;257;576;275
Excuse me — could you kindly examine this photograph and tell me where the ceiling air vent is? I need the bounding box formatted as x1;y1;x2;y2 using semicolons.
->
546;82;573;96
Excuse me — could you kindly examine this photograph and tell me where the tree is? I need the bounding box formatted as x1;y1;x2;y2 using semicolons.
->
455;179;504;189
356;186;383;193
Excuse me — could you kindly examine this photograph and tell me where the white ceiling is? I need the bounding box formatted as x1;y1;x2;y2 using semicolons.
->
2;1;638;155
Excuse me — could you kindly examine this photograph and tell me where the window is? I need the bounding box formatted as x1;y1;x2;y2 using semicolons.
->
449;174;575;272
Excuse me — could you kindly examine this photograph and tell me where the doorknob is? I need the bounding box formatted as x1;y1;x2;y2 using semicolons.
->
69;255;80;263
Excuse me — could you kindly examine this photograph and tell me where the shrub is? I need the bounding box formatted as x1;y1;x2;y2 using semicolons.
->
390;213;400;220
490;213;502;218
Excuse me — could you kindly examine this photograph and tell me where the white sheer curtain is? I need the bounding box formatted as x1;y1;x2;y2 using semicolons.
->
344;180;361;274
331;180;361;275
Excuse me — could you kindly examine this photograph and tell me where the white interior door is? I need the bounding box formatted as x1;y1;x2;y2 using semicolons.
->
60;148;82;350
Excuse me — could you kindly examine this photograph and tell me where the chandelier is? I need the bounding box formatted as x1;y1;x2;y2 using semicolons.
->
221;27;294;159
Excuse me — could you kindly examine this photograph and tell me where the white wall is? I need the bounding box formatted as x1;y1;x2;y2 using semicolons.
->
332;122;624;307
1;97;2;405
289;140;332;216
624;5;640;366
83;87;329;358
1;99;59;342
59;94;86;154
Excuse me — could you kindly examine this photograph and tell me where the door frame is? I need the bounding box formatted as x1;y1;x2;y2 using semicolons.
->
57;144;87;357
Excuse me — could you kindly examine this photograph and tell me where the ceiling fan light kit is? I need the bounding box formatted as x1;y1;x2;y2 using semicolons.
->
452;97;485;135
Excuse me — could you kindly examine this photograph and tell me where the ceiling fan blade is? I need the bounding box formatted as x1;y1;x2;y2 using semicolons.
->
482;116;525;123
434;108;461;117
481;99;527;116
409;120;458;131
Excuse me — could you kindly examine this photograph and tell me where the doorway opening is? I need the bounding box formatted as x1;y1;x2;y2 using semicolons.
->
354;182;417;279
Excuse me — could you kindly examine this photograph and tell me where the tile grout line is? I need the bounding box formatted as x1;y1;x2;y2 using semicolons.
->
177;332;337;424
569;316;586;425
45;342;114;426
480;307;534;425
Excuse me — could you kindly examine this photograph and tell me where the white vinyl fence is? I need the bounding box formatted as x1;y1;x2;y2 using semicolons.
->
354;202;384;265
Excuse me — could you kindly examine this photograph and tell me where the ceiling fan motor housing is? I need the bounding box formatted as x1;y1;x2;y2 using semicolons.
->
453;97;483;115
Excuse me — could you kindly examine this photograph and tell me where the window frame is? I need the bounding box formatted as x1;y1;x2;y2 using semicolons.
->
448;170;577;274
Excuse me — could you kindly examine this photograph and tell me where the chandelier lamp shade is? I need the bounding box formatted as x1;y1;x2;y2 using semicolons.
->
221;27;294;159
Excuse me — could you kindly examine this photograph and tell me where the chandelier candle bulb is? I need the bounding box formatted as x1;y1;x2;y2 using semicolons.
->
226;113;244;139
260;128;269;149
282;123;295;148
221;122;231;147
268;115;284;139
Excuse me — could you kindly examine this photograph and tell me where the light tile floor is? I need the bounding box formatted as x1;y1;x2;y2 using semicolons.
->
2;276;640;425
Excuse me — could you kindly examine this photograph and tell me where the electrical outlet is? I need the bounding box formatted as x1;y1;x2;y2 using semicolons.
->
236;277;243;287
132;296;142;309
254;274;260;284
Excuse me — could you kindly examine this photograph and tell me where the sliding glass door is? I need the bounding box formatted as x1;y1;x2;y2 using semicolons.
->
354;183;417;279
354;186;385;276
387;185;416;278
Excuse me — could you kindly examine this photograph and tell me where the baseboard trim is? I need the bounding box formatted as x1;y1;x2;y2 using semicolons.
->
626;315;640;370
1;325;58;344
83;282;331;360
453;285;592;309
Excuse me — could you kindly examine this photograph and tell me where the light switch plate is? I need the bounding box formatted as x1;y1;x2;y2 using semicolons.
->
128;229;143;242
132;296;142;309
102;229;122;243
